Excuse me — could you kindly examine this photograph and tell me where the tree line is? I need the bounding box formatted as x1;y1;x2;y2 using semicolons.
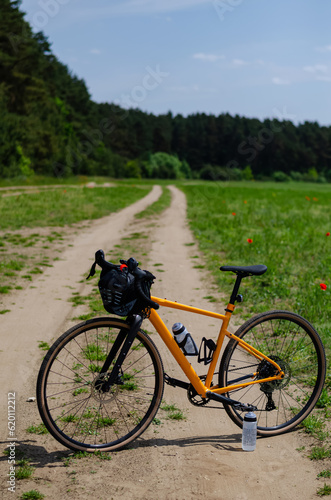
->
1;1;331;182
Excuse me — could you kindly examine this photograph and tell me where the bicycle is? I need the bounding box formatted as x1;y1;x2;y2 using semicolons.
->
37;250;326;452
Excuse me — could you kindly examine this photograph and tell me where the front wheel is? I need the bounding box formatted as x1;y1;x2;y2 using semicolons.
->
219;310;326;436
37;317;164;452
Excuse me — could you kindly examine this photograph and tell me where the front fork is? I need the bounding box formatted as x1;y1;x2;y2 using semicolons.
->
95;315;143;392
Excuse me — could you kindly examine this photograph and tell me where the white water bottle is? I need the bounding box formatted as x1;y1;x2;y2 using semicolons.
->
172;323;198;356
242;412;257;451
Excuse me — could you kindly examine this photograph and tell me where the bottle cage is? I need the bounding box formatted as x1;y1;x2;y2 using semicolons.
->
198;337;216;365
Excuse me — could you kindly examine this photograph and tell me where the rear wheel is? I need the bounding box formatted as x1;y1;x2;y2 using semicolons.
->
219;311;326;436
37;317;164;451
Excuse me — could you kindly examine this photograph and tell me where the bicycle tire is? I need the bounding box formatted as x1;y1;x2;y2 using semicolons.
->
219;310;326;436
37;317;164;452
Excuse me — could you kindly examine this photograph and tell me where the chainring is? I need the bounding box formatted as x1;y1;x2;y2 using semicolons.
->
187;376;212;406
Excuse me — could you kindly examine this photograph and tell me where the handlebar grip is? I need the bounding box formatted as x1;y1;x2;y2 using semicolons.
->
95;249;118;272
95;249;105;265
136;280;159;310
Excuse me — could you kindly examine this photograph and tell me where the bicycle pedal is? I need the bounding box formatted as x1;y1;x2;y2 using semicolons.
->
235;403;257;412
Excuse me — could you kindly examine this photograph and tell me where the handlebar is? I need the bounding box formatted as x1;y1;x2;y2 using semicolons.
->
90;249;159;311
135;279;159;310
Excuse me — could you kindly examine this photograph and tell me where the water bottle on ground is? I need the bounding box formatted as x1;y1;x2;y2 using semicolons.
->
242;412;257;451
172;323;198;356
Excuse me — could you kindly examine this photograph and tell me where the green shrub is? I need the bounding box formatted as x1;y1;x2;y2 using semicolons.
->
273;171;290;182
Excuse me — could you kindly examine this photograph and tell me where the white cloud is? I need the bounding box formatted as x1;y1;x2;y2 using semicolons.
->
232;58;249;66
76;0;211;17
89;49;101;55
316;76;331;83
166;84;217;93
316;45;331;53
193;53;224;62
303;64;328;74
167;84;199;92
272;77;290;85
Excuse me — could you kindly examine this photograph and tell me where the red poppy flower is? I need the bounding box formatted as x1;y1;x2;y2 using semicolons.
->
244;200;247;204
320;283;327;291
247;238;253;244
305;196;310;201
326;232;330;237
232;212;236;216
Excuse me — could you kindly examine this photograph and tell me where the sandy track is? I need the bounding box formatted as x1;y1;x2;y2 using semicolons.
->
0;185;161;438
0;185;322;499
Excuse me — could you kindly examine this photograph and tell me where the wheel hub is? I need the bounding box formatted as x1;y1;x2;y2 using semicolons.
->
91;374;119;402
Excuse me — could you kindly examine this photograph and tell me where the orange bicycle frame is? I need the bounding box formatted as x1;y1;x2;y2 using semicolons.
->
148;297;284;399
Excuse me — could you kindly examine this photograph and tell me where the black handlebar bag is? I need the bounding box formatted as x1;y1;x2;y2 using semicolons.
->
98;268;137;316
98;267;154;316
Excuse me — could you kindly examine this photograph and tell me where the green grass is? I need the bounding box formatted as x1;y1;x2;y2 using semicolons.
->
318;471;331;479
301;414;327;440
181;181;331;355
16;459;34;480
167;410;186;420
0;185;151;230
135;186;172;219
309;446;331;460
317;484;331;496
20;491;45;500
161;402;186;420
38;341;50;351
61;414;79;423
62;450;111;466
26;424;49;435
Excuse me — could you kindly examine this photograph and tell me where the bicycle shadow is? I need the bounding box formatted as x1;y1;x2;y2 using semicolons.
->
0;431;250;469
133;432;246;452
0;438;74;469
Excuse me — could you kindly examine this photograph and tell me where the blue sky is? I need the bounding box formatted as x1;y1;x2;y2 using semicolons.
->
20;0;331;125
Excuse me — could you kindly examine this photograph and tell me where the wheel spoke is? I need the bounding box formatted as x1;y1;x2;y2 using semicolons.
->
38;320;163;451
220;312;325;436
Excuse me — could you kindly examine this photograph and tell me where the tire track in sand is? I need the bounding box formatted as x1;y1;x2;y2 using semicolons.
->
0;185;161;438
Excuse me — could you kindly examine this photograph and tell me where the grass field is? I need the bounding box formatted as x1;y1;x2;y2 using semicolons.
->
0;185;151;230
181;181;331;354
0;184;151;299
0;177;329;352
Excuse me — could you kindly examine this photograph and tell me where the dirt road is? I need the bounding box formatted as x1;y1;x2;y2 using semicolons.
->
0;185;322;499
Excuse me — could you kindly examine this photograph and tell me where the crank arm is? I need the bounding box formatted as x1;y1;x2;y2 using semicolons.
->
206;391;257;412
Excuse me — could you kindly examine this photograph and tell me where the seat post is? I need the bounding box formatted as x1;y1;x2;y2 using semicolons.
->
229;274;243;305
